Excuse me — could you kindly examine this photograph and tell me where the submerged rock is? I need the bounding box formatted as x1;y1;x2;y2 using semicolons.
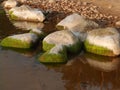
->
43;30;81;53
2;0;17;9
84;27;120;56
0;33;39;49
56;13;99;41
38;45;67;63
8;5;45;22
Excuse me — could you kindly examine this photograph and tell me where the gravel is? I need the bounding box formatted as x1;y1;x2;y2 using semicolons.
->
16;0;120;27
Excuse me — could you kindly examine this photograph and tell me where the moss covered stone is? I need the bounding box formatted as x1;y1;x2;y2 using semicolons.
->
0;33;39;49
84;27;120;56
8;10;18;20
8;5;45;22
42;41;55;51
38;45;67;63
43;30;81;53
84;40;114;56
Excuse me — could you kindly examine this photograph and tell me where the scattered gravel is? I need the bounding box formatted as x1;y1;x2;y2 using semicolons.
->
16;0;120;27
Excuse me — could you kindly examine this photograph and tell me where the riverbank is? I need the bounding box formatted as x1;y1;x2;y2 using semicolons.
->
16;0;120;28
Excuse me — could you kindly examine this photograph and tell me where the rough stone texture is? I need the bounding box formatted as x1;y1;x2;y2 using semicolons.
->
43;30;81;53
56;13;99;41
38;45;67;63
84;27;120;56
8;5;45;22
2;0;17;9
0;33;39;49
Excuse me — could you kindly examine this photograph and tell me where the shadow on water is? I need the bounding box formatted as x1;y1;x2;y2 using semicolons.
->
0;5;120;90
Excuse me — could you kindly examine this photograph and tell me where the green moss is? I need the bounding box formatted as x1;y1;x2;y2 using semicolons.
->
38;48;67;63
67;41;82;53
0;37;34;49
56;25;65;30
8;11;18;20
42;41;55;51
84;40;115;56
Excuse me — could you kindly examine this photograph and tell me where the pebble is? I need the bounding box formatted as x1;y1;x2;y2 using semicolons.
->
116;21;120;26
16;0;119;26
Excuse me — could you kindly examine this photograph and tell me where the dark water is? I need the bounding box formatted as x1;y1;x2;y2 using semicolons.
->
1;7;120;90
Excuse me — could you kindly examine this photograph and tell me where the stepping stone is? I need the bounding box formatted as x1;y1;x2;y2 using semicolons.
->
84;27;120;56
0;33;39;49
43;30;81;53
56;13;99;41
38;30;82;63
8;5;45;22
38;45;67;63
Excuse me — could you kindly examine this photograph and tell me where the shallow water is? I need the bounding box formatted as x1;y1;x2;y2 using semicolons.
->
1;7;120;90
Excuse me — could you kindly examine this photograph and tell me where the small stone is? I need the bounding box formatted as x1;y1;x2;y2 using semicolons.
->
108;5;112;9
3;0;17;9
116;21;120;26
48;0;56;3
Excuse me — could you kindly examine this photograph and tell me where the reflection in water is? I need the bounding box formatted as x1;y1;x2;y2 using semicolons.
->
84;53;120;72
12;21;44;31
1;47;37;57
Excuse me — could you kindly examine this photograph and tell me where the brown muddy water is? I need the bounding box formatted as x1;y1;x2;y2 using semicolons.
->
1;7;120;90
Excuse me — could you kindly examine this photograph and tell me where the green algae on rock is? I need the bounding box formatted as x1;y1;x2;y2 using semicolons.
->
38;45;67;63
8;5;45;22
42;30;81;53
38;30;82;63
0;33;39;49
84;27;120;56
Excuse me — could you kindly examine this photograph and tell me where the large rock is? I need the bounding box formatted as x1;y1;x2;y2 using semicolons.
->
84;27;120;56
38;30;81;63
2;0;17;9
8;5;45;22
43;30;81;53
38;45;67;63
0;33;39;49
56;13;99;41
